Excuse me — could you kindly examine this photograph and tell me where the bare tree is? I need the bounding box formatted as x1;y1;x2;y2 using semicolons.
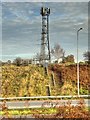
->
22;59;29;66
7;60;11;65
51;44;65;63
13;57;22;66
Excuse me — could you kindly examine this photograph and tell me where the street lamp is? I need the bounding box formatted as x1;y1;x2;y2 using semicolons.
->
77;27;83;96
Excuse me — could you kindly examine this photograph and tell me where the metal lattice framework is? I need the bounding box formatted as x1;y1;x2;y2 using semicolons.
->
40;7;51;64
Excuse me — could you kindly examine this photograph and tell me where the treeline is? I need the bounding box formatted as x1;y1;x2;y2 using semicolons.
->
0;49;90;66
0;57;32;66
13;57;32;66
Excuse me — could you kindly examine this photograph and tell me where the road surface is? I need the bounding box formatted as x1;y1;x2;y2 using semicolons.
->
0;99;89;110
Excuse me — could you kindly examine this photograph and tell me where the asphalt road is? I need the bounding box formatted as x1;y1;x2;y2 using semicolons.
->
0;99;89;110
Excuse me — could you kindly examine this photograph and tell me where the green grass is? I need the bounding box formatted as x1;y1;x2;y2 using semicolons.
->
0;108;57;115
0;106;89;116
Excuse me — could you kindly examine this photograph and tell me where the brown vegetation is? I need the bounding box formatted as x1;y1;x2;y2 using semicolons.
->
49;64;90;94
33;99;90;119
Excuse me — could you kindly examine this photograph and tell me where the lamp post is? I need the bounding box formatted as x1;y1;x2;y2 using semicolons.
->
77;28;83;96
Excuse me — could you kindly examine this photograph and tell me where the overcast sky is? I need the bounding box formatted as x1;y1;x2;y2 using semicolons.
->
1;2;88;62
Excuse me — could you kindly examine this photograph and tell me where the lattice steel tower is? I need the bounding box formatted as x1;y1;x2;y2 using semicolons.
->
40;7;51;63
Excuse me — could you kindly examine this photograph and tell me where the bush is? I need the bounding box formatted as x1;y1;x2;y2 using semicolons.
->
33;99;90;119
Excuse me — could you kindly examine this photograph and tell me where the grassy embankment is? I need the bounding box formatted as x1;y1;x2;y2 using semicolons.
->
1;63;89;97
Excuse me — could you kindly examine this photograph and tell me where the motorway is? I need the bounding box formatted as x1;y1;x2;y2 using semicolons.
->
0;99;89;110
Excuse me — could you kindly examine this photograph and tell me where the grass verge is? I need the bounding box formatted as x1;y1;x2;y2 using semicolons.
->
0;108;57;115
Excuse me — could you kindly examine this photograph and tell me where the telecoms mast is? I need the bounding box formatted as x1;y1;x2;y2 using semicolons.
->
40;7;51;63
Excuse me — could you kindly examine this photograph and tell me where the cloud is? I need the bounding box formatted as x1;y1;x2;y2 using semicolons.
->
2;2;88;61
1;0;89;2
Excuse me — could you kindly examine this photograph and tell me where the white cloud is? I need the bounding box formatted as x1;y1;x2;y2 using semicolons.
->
1;0;89;2
2;2;88;61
